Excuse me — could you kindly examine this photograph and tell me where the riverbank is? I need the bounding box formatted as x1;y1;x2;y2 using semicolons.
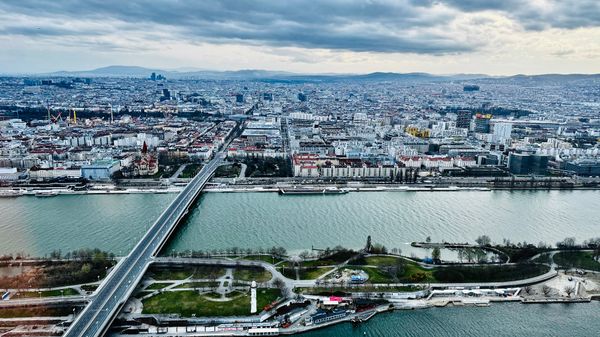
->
3;179;600;198
120;286;597;337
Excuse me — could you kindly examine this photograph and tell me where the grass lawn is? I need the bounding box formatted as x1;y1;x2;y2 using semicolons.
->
344;261;435;284
363;256;404;266
80;284;98;292
148;266;226;280
214;164;241;178
352;255;435;283
142;289;280;317
353;266;395;283
281;267;335;280
0;306;76;318
300;267;334;279
204;291;223;299
12;288;80;298
531;253;552;264
148;269;192;280
145;282;173;290
175;282;220;289
302;250;358;267
180;163;203;178
233;267;272;282
400;263;435;283
554;251;600;271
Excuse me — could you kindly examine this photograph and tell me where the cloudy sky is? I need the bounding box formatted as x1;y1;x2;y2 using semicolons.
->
1;0;599;75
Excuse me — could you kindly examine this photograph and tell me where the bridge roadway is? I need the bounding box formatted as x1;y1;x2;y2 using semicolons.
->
64;154;225;337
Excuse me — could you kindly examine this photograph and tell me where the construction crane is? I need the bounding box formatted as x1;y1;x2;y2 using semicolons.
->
67;109;77;125
50;111;62;123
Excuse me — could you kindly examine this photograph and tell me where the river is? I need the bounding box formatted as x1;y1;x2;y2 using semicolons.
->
298;302;600;337
1;190;600;256
1;190;599;336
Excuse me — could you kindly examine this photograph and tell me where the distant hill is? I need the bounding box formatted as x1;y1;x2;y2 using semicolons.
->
37;65;599;83
50;65;165;77
43;65;490;82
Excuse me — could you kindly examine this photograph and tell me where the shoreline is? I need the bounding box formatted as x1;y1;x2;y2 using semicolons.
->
3;184;600;197
126;295;595;337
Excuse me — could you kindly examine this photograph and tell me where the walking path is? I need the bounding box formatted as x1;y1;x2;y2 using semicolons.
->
170;164;188;179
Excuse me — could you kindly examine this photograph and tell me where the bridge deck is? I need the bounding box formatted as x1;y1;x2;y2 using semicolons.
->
64;156;223;337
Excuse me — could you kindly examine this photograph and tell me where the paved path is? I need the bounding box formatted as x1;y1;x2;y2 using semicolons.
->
0;295;87;308
170;164;188;179
238;163;247;179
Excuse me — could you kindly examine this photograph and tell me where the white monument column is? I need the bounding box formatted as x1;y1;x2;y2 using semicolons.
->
250;280;257;314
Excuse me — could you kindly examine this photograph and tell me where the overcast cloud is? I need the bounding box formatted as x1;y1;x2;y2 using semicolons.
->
0;0;598;74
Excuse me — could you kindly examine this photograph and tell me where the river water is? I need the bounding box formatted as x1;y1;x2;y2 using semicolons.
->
1;190;600;256
1;190;599;336
298;302;600;337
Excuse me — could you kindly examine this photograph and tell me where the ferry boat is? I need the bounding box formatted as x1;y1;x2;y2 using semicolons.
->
34;190;59;197
278;186;348;195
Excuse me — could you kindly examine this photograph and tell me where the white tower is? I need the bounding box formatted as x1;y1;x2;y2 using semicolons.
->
250;280;257;314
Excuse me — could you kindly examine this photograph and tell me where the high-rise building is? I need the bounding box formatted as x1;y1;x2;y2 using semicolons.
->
474;113;492;133
456;110;472;129
161;89;171;101
492;122;512;143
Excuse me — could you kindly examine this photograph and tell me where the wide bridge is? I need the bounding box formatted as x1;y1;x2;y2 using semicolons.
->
64;153;225;337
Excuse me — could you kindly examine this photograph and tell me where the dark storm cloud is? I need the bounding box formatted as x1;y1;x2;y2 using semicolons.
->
0;0;598;54
0;0;471;54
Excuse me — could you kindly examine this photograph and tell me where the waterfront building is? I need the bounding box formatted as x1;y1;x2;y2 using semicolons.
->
508;153;549;175
81;160;121;180
0;167;20;181
310;309;348;325
564;159;600;176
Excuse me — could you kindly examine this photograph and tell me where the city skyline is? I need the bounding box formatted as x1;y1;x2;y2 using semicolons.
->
1;0;600;75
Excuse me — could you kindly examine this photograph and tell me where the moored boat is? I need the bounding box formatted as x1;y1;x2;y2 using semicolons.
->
278;186;348;195
34;190;59;197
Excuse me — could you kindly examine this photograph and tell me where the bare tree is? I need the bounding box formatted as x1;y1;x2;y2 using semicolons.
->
523;286;533;295
475;235;491;246
557;237;577;249
298;251;310;261
564;285;576;297
542;285;552;297
273;277;288;296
